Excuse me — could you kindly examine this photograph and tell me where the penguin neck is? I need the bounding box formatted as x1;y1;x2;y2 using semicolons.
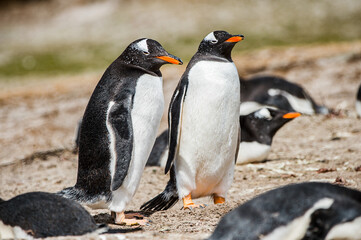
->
196;46;234;62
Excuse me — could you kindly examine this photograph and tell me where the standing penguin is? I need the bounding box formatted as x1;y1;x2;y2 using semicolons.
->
58;38;182;225
141;31;243;211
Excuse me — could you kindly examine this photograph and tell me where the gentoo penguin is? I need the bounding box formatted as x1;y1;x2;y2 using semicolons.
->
356;83;361;118
240;75;329;115
0;192;107;239
141;30;243;212
238;108;300;164
208;182;361;240
58;38;182;225
145;108;301;167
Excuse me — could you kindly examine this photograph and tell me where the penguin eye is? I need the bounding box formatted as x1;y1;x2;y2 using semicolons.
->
211;40;218;44
143;51;150;55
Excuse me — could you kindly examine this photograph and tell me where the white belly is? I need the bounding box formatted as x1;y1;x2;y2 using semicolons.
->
356;100;361;118
175;60;240;199
237;141;271;164
110;74;164;212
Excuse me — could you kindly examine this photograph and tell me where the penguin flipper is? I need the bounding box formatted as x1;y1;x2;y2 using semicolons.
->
140;166;178;212
165;80;188;174
108;94;134;191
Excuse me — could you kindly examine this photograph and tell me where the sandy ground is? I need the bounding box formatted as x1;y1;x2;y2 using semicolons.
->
1;42;361;239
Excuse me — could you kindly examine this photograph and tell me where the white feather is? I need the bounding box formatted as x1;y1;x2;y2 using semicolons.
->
240;101;277;115
263;198;334;240
175;60;240;199
237;141;271;164
268;88;315;115
326;216;361;240
106;101;116;182
203;32;217;42
134;39;148;53
110;74;164;212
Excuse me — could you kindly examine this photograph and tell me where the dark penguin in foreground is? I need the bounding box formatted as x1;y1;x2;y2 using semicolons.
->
0;192;106;239
146;108;301;167
208;182;361;240
237;108;300;164
58;38;182;225
141;31;243;212
240;75;329;115
357;83;361;118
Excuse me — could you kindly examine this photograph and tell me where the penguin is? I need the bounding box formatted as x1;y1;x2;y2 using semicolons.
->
58;38;182;225
0;192;107;239
238;108;300;164
141;30;243;212
240;75;329;115
356;83;361;118
145;108;301;167
208;182;361;240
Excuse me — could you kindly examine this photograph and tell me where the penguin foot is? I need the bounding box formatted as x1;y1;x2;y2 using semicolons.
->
213;195;225;204
182;194;207;210
112;211;149;226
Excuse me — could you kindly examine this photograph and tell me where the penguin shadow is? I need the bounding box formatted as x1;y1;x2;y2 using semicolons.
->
93;211;150;232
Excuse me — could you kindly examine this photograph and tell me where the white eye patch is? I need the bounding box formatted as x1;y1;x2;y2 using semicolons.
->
255;108;272;120
204;32;217;42
134;39;149;53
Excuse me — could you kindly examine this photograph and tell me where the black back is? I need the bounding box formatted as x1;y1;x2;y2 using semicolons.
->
0;192;101;238
357;83;361;101
240;75;327;114
208;182;361;240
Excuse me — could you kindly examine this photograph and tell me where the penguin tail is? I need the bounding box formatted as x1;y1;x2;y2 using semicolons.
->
140;166;179;212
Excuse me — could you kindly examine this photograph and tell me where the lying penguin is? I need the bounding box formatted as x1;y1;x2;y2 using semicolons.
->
146;108;300;167
240;75;329;115
357;83;361;118
0;192;107;239
208;182;361;240
58;38;182;225
141;30;243;212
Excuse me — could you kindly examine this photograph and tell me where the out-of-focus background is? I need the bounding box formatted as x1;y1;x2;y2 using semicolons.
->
1;0;361;79
1;1;361;239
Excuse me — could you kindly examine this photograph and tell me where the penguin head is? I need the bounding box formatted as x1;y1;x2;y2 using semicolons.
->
119;38;183;73
241;108;300;144
197;31;244;61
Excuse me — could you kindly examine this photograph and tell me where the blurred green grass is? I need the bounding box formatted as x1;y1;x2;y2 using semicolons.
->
0;0;360;79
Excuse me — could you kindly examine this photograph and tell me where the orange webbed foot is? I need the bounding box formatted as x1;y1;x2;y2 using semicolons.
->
112;211;149;226
213;195;225;204
182;194;207;210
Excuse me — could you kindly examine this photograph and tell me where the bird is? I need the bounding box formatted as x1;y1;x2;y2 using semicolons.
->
207;182;361;240
0;192;107;239
240;75;329;115
238;108;300;164
356;83;361;118
145;108;301;167
58;38;182;225
141;30;243;212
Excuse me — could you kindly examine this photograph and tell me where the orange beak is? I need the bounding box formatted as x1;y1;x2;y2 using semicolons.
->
225;36;244;43
156;56;183;65
283;112;301;119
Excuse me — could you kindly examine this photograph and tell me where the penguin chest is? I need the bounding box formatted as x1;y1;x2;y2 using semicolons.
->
131;74;165;168
177;61;240;196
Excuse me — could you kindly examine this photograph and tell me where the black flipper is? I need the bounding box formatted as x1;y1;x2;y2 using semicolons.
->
108;93;134;191
164;79;188;174
140;166;178;212
146;129;169;167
